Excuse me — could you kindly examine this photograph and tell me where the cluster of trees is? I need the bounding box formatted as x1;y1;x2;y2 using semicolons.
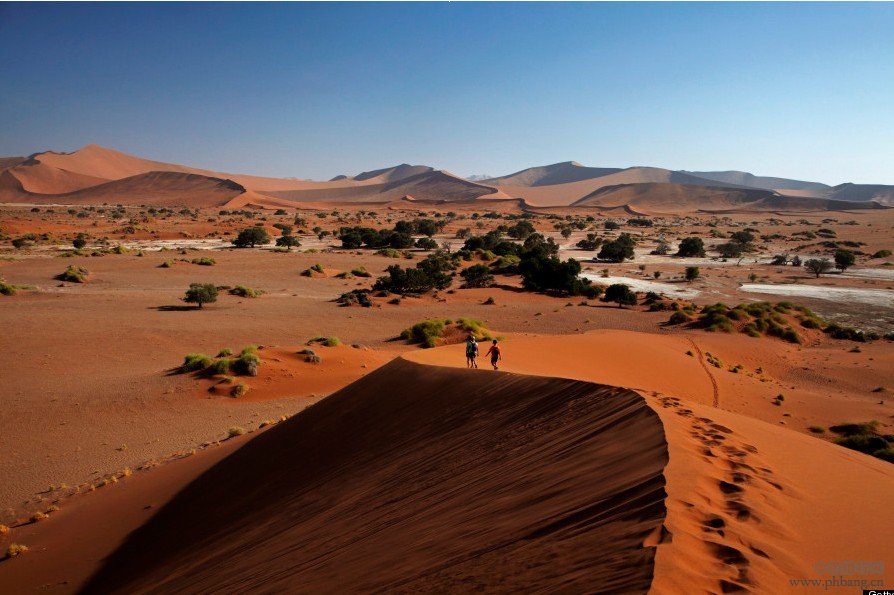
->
575;233;602;251
373;252;457;294
393;218;445;237
716;230;756;260
597;233;636;263
461;230;560;259
339;219;446;250
339;226;415;249
519;254;599;297
804;250;856;277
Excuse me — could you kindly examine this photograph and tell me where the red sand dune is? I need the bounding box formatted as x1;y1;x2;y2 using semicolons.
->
493;166;747;207
78;358;668;593
2;171;250;207
2;332;892;593
17;145;310;193
349;163;436;183
3;145;889;211
481;161;623;187
569;183;884;214
408;334;894;593
266;170;509;204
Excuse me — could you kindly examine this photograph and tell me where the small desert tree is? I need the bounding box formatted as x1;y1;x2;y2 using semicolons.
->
460;264;494;288
73;233;88;250
676;237;705;258
804;258;832;278
603;283;637;308
834;249;856;272
276;235;301;250
685;266;700;282
184;283;218;309
232;226;271;248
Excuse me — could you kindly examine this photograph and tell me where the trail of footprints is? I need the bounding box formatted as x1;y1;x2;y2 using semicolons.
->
658;394;784;594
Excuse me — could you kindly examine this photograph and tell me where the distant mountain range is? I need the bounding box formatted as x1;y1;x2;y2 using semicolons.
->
1;145;890;213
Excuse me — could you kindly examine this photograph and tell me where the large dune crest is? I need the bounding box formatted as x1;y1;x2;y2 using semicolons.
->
80;358;669;594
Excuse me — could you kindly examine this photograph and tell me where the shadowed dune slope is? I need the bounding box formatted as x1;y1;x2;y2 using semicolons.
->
0;156;27;170
268;170;509;203
3;160;111;194
81;358;668;594
3;171;249;207
350;163;436;183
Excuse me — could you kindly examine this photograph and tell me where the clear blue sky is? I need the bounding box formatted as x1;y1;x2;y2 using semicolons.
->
1;2;892;184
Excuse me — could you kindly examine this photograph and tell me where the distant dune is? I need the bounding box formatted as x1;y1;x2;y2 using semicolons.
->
482;161;623;187
81;359;668;593
829;183;894;205
350;163;436;183
0;144;890;211
3;171;249;207
267;170;509;204
7;144;320;194
497;167;746;207
686;170;832;195
4;159;111;194
571;183;885;214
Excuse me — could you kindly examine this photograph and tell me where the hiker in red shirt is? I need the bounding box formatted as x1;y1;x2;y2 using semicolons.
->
484;339;501;370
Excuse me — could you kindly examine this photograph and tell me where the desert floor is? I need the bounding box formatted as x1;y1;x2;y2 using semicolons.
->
1;204;892;592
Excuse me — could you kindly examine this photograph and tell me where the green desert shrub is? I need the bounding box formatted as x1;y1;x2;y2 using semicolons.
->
824;323;872;342
0;280;19;296
337;289;371;307
306;336;341;347
231;346;260;376
667;311;691;325
230;382;249;398
182;353;213;372
229;285;263;298
351;266;372;277
56;265;88;283
191;257;216;266
455;317;492;341
401;319;449;348
828;421;893;463
217;347;233;357
209;358;233;375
